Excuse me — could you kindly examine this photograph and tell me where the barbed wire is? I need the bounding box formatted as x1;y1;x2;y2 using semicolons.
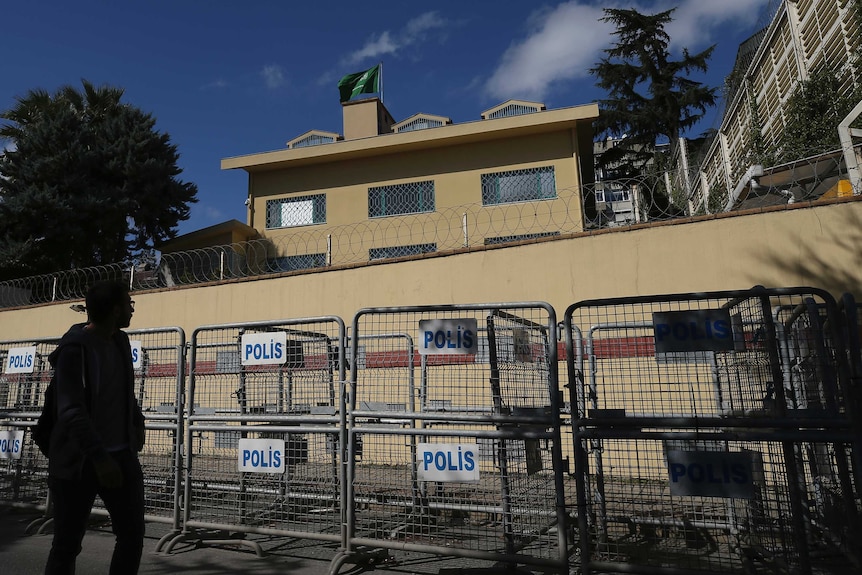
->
0;145;858;309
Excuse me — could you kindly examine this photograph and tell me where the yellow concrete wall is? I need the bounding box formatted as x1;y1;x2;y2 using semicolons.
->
1;198;861;342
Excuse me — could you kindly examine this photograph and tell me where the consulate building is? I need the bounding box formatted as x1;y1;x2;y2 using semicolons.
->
216;97;598;271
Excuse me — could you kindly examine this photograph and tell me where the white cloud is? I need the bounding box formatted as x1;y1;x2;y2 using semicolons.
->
667;0;767;49
343;11;449;67
486;2;609;102
345;31;398;65
200;79;227;91
404;11;447;39
485;0;768;102
203;205;223;220
261;64;285;89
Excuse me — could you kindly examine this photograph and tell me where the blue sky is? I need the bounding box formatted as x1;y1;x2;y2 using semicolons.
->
1;0;773;236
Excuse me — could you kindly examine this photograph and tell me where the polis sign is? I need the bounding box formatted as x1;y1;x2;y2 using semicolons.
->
418;319;478;355
666;450;755;499
4;346;36;374
237;438;285;474
652;309;736;354
130;341;143;370
417;443;480;482
0;430;24;461
241;332;288;366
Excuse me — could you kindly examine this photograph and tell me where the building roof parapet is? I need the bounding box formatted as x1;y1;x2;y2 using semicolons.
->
222;102;599;172
286;129;343;149
391;113;452;133
481;99;547;119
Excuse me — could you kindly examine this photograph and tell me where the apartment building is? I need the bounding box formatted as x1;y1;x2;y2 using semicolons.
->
692;0;860;211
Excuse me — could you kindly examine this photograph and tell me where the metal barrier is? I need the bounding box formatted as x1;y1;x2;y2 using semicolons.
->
6;291;862;573
164;317;347;556
1;327;186;539
330;303;569;574
78;327;188;543
838;293;862;508
123;327;187;547
563;287;862;575
0;336;59;532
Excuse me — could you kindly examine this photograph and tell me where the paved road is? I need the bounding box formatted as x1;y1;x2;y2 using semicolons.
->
0;508;535;575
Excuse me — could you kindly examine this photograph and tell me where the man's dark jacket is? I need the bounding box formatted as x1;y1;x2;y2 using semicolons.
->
46;323;145;480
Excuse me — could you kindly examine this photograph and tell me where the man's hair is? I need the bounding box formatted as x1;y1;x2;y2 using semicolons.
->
85;280;129;323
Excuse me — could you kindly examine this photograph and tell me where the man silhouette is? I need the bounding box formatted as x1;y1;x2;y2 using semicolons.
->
44;280;145;574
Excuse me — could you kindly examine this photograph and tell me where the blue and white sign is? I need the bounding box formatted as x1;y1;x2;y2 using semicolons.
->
417;443;480;482
4;346;36;374
241;332;288;366
653;309;735;354
0;430;25;460
237;438;285;474
418;319;478;355
666;450;755;499
130;341;143;370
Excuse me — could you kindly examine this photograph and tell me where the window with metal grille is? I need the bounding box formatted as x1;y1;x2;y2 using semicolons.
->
484;231;560;245
369;242;436;260
481;166;556;205
270;253;327;272
266;194;326;229
486;103;541;119
292;134;335;148
396;118;444;133
368;181;434;218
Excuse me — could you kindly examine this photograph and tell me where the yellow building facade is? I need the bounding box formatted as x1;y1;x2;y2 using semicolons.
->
1;95;861;340
222;98;598;269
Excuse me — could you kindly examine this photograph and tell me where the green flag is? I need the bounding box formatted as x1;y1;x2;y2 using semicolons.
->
338;64;380;103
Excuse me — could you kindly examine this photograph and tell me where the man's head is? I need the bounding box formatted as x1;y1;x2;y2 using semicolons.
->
85;280;134;330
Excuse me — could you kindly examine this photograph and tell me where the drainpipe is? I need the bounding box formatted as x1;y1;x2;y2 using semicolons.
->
724;164;764;212
838;100;862;195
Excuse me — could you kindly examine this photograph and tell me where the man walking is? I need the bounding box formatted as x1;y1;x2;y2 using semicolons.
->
44;280;146;574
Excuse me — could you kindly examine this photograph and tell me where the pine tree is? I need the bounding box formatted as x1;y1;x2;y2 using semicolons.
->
0;80;198;280
591;8;717;180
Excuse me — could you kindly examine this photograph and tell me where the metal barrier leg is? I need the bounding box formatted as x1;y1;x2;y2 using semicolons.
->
327;546;392;575
24;490;52;535
161;528;265;557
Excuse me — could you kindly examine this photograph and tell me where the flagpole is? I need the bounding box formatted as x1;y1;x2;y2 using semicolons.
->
379;61;384;103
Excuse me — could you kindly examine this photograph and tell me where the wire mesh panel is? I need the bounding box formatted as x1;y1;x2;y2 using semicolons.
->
165;317;346;555
0;337;58;517
339;303;568;574
563;287;862;575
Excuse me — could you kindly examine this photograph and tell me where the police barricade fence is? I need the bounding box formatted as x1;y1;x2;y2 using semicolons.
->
563;286;862;575
0;336;59;531
837;293;862;511
162;316;347;557
329;302;569;575
0;327;187;540
123;327;187;547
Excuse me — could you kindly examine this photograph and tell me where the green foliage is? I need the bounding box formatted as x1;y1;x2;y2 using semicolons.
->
707;182;728;214
0;80;197;280
774;66;862;164
591;7;718;177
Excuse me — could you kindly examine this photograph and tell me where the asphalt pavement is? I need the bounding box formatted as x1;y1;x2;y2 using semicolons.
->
0;508;529;575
